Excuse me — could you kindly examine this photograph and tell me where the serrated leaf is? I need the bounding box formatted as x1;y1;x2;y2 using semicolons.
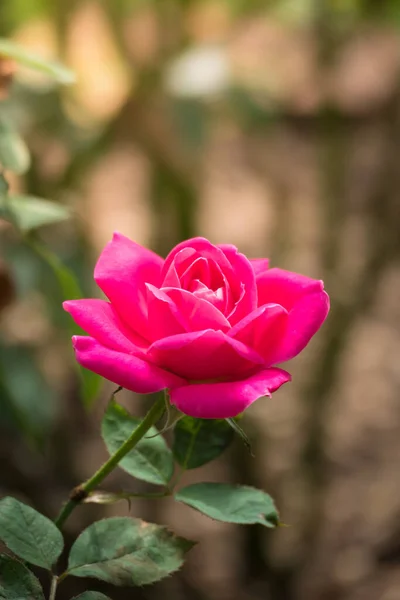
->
0;195;71;231
0;39;76;85
173;417;234;469
102;400;174;485
0;497;64;569
67;517;194;586
0;554;45;599
71;593;111;600
0;118;30;174
175;483;279;527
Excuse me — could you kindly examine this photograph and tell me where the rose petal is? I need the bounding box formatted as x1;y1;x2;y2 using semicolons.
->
162;238;232;281
166;247;197;281
63;299;148;354
147;329;264;380
146;284;187;340
274;290;330;363
72;336;185;393
218;244;257;324
256;268;329;362
256;268;324;310
190;280;227;313
170;368;291;418
161;261;181;288
180;257;211;289
163;287;230;332
250;258;269;276
94;232;163;339
229;303;288;366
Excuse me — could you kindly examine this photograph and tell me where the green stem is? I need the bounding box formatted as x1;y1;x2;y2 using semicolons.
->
49;575;58;600
54;394;166;529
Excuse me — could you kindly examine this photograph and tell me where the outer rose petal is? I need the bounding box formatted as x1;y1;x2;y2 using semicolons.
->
250;258;269;276
274;290;330;363
218;244;257;324
63;299;148;355
72;336;185;393
170;368;291;418
94;232;163;339
256;268;329;362
147;329;265;380
256;268;324;310
229;303;288;366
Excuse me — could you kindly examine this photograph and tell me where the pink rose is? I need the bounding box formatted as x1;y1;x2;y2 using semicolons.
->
64;234;329;419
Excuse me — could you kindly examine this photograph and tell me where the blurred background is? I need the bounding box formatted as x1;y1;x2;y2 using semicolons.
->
1;1;400;599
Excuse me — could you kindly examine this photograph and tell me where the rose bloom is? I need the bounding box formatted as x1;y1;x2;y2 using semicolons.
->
64;234;329;419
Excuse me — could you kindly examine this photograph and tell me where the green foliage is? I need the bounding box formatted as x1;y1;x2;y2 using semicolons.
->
0;195;71;231
0;38;76;84
0;497;64;569
0;554;45;599
29;241;103;408
175;483;279;527
66;517;194;586
71;593;112;600
102;399;174;485
0;117;30;174
173;417;234;469
0;345;57;442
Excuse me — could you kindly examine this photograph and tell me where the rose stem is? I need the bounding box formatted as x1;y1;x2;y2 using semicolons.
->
54;393;165;529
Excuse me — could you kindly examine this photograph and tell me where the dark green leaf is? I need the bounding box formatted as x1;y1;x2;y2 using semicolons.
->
175;483;279;527
0;195;71;231
0;497;64;569
173;417;234;469
102;400;174;485
71;594;111;600
0;118;30;174
0;39;76;84
67;517;194;586
0;554;45;599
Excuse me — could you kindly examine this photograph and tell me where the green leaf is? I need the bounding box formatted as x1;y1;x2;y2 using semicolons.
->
102;400;174;485
71;594;111;600
173;417;234;469
67;517;194;586
0;554;45;599
0;38;76;84
0;118;30;174
0;497;64;569
175;483;279;527
0;195;71;232
26;240;102;408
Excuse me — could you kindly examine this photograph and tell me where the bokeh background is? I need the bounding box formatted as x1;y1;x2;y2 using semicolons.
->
1;1;400;599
